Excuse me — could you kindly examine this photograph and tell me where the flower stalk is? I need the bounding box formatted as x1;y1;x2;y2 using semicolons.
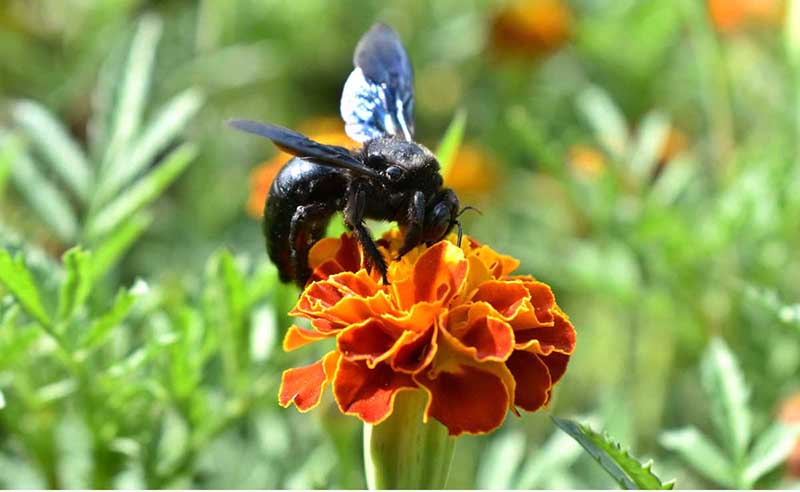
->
363;390;455;490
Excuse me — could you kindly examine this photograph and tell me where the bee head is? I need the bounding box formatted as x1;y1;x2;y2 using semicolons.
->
362;137;442;190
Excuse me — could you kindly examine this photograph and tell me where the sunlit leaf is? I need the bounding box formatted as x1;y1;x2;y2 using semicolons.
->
552;417;674;490
743;422;800;487
0;250;51;326
436;108;467;179
12;100;92;202
80;288;137;350
476;430;526;489
91;212;153;279
57;248;93;321
659;426;734;487
577;86;629;159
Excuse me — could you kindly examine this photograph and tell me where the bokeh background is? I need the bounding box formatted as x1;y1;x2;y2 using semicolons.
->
1;0;800;489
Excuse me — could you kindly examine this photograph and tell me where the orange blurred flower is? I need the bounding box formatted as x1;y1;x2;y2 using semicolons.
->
489;0;572;59
246;117;355;217
444;144;499;196
779;393;800;477
708;0;784;33
278;230;576;436
568;144;606;179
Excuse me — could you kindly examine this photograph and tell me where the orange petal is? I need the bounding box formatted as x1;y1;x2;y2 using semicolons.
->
468;245;520;278
515;311;576;355
471;280;529;318
337;318;416;368
392;242;467;310
391;325;438;373
278;351;340;412
446;303;514;362
283;325;330;351
415;364;511;436
505;350;552;412
333;358;416;424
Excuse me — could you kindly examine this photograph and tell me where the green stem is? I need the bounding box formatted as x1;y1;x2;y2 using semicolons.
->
363;390;455;490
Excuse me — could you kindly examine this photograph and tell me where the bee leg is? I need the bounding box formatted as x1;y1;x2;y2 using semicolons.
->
344;186;389;283
396;191;424;259
289;203;331;287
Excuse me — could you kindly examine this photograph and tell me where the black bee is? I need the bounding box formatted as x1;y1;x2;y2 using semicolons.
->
228;23;461;287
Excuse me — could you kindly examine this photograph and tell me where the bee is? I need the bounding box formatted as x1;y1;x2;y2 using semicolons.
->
229;23;462;287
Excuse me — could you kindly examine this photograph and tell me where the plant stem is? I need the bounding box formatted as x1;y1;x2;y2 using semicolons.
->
363;390;455;490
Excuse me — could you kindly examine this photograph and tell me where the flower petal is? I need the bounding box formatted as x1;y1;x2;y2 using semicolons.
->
505;350;552;412
415;364;511;435
337;318;417;368
540;350;570;386
469;244;520;278
515;311;576;355
392;242;467;309
446;303;515;362
391;325;438;373
283;325;329;351
333;358;416;424
279;351;340;412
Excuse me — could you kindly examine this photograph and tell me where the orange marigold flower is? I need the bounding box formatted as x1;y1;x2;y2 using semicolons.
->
278;230;576;436
779;393;800;477
246;118;355;217
489;0;572;59
708;0;784;33
444;144;500;196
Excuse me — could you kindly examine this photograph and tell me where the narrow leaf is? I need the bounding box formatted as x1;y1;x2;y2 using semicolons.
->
12;100;92;201
9;150;78;242
0;250;51;326
660;427;734;487
628;111;670;182
100;15;162;174
577;86;629;158
552;417;674;490
436;109;467;180
57;248;93;321
81;288;136;350
91;212;152;279
742;422;800;486
0;133;19;197
517;423;584;488
97;88;204;203
87;144;196;240
476;431;526;489
701;337;751;464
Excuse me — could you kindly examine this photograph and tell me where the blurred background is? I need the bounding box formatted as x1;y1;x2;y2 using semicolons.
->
1;0;799;489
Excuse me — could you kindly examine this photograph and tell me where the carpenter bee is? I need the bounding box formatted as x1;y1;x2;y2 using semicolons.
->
228;23;462;287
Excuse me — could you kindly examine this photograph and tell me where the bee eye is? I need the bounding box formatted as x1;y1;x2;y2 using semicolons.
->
385;166;404;182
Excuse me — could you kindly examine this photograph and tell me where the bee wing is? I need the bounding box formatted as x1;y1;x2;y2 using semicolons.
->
340;23;415;143
228;119;379;178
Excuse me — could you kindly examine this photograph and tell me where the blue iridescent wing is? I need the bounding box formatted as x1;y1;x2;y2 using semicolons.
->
340;23;415;143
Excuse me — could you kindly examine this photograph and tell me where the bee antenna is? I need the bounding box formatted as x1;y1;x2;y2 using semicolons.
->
455;220;463;247
457;205;482;218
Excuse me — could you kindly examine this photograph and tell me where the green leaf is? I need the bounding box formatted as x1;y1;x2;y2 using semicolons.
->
81;288;136;350
577;86;629;158
220;251;246;321
476;430;526;489
659;427;734;487
8;150;78;242
0;250;51;326
0;133;19;197
742;422;800;487
435;108;467;180
552;417;674;490
516;422;584;488
96;88;204;204
12;100;92;201
628;111;670;182
57;248;93;321
91;212;152;279
100;14;162;175
700;337;751;464
87;144;196;240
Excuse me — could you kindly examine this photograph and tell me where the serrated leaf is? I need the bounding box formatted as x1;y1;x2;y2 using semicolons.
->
12;100;92;201
9;149;78;242
476;430;526;489
0;250;51;326
436;108;467;180
701;337;751;464
553;417;674;490
742;422;800;487
80;288;136;350
87;144;196;240
100;14;162;175
91;212;152;279
659;427;734;487
96;88;204;204
57;248;93;321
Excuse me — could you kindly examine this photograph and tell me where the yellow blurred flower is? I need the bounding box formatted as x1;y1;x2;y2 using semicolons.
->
567;144;606;180
708;0;784;33
444;144;500;196
489;0;572;59
246;117;355;218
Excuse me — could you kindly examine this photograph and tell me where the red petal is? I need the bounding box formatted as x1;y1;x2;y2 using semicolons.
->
515;312;576;355
540;351;570;386
415;364;511;435
337;319;416;368
446;304;514;362
391;325;437;373
283;325;329;351
278;351;339;412
471;281;528;318
505;350;551;412
333;358;416;424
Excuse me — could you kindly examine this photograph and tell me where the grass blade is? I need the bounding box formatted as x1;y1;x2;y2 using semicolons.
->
87;144;197;240
0;249;51;326
97;88;204;204
436;109;467;180
552;417;674;490
9;150;78;243
660;426;734;487
12;100;92;202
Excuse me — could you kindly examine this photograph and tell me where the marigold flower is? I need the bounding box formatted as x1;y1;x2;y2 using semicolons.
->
778;393;800;477
708;0;784;33
489;0;572;59
246;117;355;217
278;230;576;436
444;144;500;196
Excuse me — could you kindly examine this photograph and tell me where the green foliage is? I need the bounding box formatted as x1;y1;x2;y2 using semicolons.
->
553;418;674;490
